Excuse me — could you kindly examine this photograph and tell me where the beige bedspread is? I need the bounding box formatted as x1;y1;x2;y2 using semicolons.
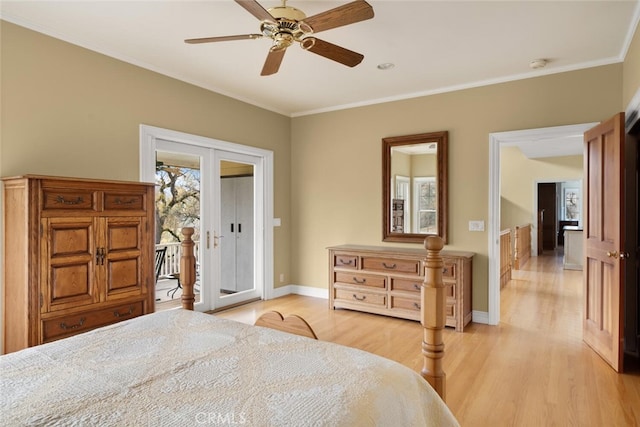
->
1;309;459;426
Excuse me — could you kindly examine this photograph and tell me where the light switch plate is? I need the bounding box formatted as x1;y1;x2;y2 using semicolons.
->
273;218;281;227
469;220;485;231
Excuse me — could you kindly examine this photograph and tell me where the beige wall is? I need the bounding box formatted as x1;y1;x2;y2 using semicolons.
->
291;65;622;312
2;19;639;319
0;22;292;292
500;147;584;231
623;20;640;108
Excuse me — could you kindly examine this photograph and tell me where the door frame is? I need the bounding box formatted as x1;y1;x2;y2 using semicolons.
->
139;125;275;311
488;122;597;325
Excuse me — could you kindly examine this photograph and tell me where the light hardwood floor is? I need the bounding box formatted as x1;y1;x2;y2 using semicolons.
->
214;252;640;426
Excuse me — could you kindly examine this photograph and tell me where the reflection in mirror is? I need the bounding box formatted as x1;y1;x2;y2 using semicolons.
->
383;131;448;243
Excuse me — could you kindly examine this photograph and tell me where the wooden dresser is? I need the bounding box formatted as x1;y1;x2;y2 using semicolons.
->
2;175;156;353
328;245;474;331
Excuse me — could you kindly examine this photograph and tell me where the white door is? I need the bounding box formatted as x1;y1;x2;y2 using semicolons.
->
220;175;254;293
140;125;273;313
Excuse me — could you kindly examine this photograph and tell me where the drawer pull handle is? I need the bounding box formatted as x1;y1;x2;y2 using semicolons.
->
59;317;86;330
413;302;421;309
353;277;366;284
113;306;135;318
55;195;83;205
382;263;397;269
339;259;354;265
352;294;367;301
413;284;421;290
114;197;137;205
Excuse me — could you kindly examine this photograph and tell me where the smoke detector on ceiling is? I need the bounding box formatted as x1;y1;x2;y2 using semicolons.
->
529;59;548;69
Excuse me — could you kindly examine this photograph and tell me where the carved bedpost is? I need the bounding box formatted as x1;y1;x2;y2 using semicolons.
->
180;227;196;311
421;235;446;399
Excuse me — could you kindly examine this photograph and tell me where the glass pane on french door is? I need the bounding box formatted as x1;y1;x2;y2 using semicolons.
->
214;152;262;309
154;148;204;310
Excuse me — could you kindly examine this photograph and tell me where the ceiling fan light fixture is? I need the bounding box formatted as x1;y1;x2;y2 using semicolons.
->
267;5;306;21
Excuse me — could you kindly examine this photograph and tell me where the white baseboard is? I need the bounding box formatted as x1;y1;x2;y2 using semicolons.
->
270;284;328;300
472;310;489;325
270;286;490;325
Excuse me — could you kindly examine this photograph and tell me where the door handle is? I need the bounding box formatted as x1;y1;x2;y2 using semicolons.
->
213;232;223;248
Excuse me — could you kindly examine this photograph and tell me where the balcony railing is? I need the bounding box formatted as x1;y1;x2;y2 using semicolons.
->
155;241;200;278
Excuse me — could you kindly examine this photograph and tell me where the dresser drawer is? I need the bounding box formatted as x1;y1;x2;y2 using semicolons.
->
446;302;456;320
442;261;457;279
103;191;146;211
335;288;386;307
333;254;358;269
390;277;423;293
446;282;455;300
42;301;144;342
362;257;420;275
42;188;96;211
390;296;421;312
334;272;386;289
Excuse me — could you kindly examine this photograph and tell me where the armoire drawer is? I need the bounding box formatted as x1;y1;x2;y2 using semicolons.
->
103;191;146;211
42;301;144;342
42;188;96;211
334;288;386;307
334;271;386;289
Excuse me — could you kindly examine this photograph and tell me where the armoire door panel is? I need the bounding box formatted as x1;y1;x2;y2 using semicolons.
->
42;217;97;312
103;217;147;299
50;222;93;258
50;263;93;303
106;258;141;294
106;223;141;251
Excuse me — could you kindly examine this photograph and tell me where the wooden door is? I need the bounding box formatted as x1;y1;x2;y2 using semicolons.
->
583;112;625;372
538;183;557;251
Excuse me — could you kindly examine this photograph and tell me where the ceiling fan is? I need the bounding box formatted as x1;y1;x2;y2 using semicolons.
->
185;0;374;76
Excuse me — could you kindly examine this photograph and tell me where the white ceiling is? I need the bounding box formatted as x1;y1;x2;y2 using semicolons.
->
2;0;639;120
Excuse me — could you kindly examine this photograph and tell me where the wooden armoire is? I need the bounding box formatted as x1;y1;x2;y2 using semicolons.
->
2;175;155;354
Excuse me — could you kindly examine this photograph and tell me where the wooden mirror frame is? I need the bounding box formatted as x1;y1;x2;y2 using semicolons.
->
382;131;448;243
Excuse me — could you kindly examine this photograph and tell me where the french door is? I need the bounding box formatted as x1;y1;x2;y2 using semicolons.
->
140;125;274;312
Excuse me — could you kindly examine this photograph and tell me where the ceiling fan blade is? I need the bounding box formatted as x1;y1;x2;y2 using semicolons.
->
185;34;262;44
304;38;364;67
261;48;286;76
303;0;374;33
235;0;273;22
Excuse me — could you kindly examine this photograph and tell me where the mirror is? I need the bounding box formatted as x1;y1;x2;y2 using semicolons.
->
382;131;448;243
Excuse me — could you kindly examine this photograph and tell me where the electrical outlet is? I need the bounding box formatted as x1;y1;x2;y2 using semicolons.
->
279;273;285;283
469;220;485;231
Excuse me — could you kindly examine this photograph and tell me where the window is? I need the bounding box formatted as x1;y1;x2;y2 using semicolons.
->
413;177;437;234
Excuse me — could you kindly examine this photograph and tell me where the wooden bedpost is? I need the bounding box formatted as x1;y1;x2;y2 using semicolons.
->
421;235;446;399
180;227;196;311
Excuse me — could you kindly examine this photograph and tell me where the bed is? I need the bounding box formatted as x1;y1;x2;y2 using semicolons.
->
0;228;458;426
